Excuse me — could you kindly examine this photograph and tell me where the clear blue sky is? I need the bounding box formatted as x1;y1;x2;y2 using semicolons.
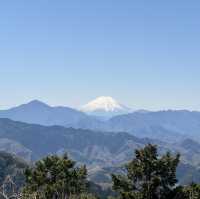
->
1;0;200;110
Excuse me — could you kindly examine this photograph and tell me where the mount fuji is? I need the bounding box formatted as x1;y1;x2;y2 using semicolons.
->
81;96;131;117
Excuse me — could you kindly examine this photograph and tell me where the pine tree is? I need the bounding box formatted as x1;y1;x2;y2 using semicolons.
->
172;184;200;199
21;154;89;199
111;144;180;199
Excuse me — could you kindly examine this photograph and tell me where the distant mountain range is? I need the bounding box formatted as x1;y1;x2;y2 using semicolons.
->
1;99;200;142
104;110;200;141
1;99;200;188
0;118;150;164
0;118;199;185
0;100;96;127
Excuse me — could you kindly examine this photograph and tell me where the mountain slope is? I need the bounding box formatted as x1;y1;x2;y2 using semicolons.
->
3;101;200;142
0;100;96;127
0;118;150;164
3;100;200;142
102;110;200;141
0;119;199;185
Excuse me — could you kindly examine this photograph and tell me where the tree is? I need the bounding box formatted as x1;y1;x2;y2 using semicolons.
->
183;184;200;199
21;154;88;199
111;144;180;199
172;184;200;199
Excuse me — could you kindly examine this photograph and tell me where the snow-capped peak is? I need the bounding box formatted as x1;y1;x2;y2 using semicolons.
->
81;96;129;113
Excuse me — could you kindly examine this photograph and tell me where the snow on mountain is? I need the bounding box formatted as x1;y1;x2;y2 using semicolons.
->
81;96;130;117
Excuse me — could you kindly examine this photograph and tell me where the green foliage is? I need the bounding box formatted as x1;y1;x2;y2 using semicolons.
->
88;182;115;199
21;154;88;199
0;152;27;188
69;193;98;199
183;184;200;199
2;144;200;199
112;144;180;199
171;184;200;199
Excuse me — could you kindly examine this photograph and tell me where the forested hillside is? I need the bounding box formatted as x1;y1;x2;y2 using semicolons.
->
0;145;199;199
0;118;199;187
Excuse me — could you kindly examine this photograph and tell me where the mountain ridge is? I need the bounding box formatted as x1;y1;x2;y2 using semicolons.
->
0;100;96;127
0;118;199;185
1;100;200;142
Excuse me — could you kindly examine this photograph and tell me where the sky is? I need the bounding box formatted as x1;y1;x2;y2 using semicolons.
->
1;0;200;110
